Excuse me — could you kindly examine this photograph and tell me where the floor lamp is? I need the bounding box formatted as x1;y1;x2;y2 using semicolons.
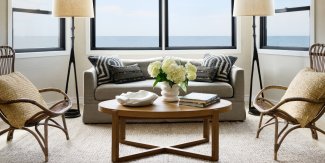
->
53;0;94;118
233;0;275;115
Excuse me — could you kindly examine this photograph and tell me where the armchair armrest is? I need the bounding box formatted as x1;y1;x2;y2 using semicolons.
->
0;88;72;116
39;88;69;99
0;98;50;113
38;88;72;114
84;67;97;103
253;85;287;113
229;66;244;100
254;85;325;113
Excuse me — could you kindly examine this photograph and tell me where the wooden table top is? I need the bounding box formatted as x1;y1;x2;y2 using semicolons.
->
98;97;232;119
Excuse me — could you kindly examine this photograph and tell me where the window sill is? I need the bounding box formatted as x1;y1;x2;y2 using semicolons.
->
87;48;241;59
258;49;309;57
16;51;69;59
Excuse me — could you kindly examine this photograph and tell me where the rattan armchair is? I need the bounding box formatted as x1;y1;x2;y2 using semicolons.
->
0;46;72;162
253;44;325;160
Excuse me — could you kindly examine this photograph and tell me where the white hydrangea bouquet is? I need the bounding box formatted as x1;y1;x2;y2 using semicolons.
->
147;57;197;92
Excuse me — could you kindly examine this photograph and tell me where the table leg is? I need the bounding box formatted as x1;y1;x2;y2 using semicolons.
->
203;118;209;140
119;119;126;141
211;112;219;161
112;113;120;162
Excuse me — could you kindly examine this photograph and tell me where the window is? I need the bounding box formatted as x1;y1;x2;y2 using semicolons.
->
91;0;162;50
12;0;65;53
260;0;310;51
91;0;236;50
166;0;235;49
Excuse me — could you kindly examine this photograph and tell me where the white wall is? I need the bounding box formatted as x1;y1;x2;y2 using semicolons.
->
0;0;7;45
315;0;325;42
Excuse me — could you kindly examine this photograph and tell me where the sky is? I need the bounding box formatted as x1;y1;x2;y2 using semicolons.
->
13;0;311;37
95;0;311;37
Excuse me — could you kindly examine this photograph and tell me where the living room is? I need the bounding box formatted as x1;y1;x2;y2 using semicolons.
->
1;0;325;162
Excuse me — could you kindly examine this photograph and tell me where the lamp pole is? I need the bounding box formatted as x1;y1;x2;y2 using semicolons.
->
248;16;264;115
64;17;81;118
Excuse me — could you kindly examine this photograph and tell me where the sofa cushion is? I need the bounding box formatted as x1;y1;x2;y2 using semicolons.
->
202;54;237;82
109;64;146;84
122;57;163;79
95;80;233;101
279;68;325;127
88;56;124;86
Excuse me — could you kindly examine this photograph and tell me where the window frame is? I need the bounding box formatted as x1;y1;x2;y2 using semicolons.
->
12;7;66;53
90;0;236;51
165;0;236;50
90;0;163;50
260;6;310;51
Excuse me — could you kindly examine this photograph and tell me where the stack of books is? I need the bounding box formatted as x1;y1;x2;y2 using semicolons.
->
179;92;220;108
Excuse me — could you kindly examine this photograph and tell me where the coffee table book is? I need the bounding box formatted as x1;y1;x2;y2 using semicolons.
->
179;97;220;108
180;92;218;102
179;92;220;108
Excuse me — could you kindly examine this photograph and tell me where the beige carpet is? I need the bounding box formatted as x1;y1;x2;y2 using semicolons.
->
0;114;325;163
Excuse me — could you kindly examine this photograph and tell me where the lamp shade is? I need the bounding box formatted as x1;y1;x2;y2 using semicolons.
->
53;0;94;18
233;0;275;16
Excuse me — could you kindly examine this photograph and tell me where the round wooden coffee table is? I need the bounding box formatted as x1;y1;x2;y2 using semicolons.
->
98;97;232;162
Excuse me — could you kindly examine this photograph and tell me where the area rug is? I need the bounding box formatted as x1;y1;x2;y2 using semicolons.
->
0;114;325;163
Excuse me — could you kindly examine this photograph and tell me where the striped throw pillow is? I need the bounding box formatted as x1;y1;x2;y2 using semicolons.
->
202;54;237;82
88;56;124;86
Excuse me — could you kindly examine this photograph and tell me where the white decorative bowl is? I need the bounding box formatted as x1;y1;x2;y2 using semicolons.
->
116;90;159;106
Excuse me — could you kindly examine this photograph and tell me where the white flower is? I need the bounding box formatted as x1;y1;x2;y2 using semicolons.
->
185;62;197;80
187;71;197;80
185;62;197;74
148;58;197;91
162;57;177;74
167;65;186;84
147;61;161;77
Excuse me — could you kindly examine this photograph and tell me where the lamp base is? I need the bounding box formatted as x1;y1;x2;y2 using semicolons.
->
65;109;81;118
248;107;260;116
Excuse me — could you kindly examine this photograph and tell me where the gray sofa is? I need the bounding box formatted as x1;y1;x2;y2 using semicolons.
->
83;57;245;123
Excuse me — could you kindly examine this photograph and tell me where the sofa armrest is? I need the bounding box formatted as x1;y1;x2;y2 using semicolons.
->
229;66;244;100
84;67;97;103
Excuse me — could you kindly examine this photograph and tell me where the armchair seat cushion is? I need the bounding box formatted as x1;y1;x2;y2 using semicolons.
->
0;72;48;128
95;79;233;101
279;68;325;127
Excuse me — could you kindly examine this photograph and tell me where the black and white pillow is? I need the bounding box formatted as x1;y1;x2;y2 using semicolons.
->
202;54;237;82
195;66;218;83
88;56;124;85
108;64;146;84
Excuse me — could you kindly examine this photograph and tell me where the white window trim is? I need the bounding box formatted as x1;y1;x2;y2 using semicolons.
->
7;0;70;58
257;0;315;57
86;0;241;58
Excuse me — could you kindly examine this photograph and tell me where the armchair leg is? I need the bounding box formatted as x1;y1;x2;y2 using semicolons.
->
44;119;50;162
311;123;318;140
273;116;279;160
7;129;14;141
274;124;301;160
61;115;69;140
0;128;12;137
256;114;264;138
22;127;47;162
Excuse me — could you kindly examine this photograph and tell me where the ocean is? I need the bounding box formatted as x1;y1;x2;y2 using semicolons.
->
13;36;309;49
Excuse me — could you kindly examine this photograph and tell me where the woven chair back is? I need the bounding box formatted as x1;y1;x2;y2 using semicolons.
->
310;44;325;72
0;46;15;75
